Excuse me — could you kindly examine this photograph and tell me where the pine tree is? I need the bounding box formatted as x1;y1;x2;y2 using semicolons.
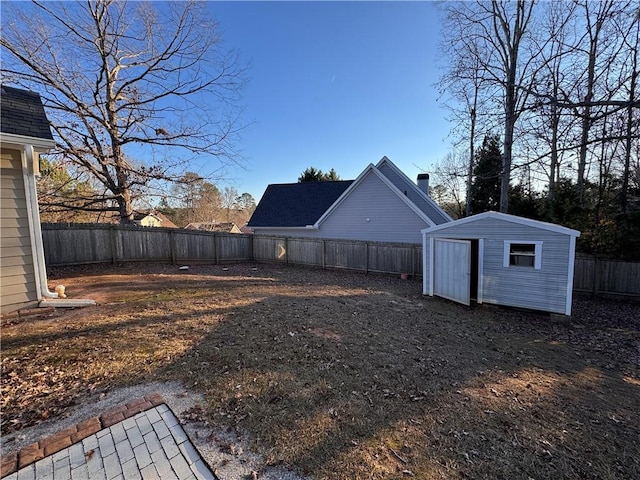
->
469;134;502;214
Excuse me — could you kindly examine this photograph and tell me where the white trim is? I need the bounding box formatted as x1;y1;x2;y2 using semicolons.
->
21;145;57;299
422;230;428;295
421;211;580;237
566;235;577;316
0;132;55;150
428;236;435;296
375;156;454;222
314;164;436;228
503;240;543;270
477;238;484;304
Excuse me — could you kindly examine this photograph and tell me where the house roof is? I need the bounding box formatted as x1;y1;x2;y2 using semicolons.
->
0;85;54;141
185;222;240;232
376;157;452;225
248;181;354;227
421;211;581;237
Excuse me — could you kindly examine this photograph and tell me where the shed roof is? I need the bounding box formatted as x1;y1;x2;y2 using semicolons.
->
0;85;54;140
248;181;353;227
421;211;580;237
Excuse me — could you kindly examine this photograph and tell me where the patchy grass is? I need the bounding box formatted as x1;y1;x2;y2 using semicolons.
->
2;263;639;479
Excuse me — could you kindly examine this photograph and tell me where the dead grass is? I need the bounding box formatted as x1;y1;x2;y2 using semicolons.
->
1;263;639;479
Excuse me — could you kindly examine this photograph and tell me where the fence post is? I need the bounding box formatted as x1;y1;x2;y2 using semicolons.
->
169;230;176;265
285;237;289;264
411;246;415;278
214;233;219;265
322;240;326;269
364;243;369;275
592;255;600;296
110;226;118;265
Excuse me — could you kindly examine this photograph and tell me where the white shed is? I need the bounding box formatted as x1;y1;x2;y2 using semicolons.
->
421;211;581;316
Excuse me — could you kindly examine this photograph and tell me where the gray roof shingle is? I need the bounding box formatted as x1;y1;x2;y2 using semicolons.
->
1;85;54;140
248;181;353;227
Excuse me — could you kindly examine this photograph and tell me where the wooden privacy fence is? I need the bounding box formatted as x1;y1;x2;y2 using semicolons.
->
41;224;639;296
41;224;422;276
251;235;422;276
573;255;640;298
41;224;251;266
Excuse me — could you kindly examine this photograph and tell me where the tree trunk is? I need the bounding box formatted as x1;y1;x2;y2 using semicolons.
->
620;22;638;215
465;105;477;217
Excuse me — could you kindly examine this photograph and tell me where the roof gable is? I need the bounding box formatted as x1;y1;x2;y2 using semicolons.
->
422;211;581;237
376;156;452;225
248;181;353;227
1;86;54;141
315;163;436;227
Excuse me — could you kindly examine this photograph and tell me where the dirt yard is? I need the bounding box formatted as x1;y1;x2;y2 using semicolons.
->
2;263;639;479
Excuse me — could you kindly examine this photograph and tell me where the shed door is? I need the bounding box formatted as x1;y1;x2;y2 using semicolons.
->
433;239;471;305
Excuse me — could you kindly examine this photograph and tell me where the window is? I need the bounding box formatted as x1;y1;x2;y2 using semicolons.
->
503;241;542;269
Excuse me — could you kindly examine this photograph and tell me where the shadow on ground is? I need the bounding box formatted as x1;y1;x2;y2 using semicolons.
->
2;263;639;479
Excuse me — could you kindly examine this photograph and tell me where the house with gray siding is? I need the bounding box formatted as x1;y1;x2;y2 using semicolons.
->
421;211;581;316
248;157;452;244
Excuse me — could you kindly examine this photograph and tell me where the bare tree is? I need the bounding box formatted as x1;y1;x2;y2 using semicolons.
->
220;186;239;223
485;0;537;213
524;1;578;204
439;1;539;213
1;0;246;223
431;150;468;219
437;13;493;217
617;6;640;214
571;0;621;203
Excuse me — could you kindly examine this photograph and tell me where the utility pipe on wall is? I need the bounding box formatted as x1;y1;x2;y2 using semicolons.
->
22;144;58;299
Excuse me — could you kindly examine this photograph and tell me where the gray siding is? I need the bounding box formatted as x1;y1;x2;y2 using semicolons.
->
425;217;573;315
319;171;429;243
377;160;450;225
1;148;38;313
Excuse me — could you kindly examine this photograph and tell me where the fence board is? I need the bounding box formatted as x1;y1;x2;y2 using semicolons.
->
573;255;640;296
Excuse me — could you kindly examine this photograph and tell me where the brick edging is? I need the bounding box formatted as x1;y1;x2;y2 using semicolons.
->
0;392;164;478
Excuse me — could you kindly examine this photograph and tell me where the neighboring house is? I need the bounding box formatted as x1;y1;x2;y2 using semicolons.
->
422;211;581;316
184;222;242;233
239;224;253;234
1;86;95;314
248;157;452;244
133;211;178;228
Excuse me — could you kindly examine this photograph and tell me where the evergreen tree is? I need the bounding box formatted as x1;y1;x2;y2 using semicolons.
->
298;167;341;182
468;135;502;214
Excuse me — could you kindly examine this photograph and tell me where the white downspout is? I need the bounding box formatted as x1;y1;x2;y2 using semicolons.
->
22;144;58;299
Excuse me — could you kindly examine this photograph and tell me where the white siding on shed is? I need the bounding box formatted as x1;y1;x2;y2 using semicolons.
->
423;214;579;315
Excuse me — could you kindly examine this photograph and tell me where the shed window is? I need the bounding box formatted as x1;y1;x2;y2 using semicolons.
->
503;241;542;270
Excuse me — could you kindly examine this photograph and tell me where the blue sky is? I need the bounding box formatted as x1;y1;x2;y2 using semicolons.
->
203;1;452;202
